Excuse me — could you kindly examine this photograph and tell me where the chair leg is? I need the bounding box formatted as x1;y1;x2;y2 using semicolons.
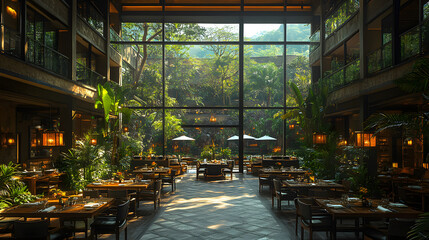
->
301;227;304;240
125;226;128;240
309;229;313;240
278;199;281;210
295;216;298;235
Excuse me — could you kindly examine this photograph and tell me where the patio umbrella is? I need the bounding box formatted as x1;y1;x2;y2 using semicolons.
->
172;135;195;141
227;134;256;141
255;135;277;141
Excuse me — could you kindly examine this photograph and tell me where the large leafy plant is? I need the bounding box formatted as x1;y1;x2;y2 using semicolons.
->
0;162;38;209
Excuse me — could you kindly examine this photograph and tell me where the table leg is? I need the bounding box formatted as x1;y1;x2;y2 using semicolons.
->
332;215;337;240
422;194;425;211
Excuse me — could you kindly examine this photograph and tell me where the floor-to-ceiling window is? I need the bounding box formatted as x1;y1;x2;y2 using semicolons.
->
118;21;311;171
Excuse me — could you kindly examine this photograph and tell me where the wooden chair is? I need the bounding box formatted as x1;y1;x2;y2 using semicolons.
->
136;180;162;210
91;200;130;240
272;179;297;209
13;220;71;240
196;162;206;179
294;198;328;235
364;218;415;240
162;169;177;192
204;165;224;179
222;160;235;180
259;174;271;193
298;198;332;240
107;190;137;217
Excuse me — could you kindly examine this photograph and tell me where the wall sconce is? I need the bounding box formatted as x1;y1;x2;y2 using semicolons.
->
123;126;129;133
404;138;413;146
423;163;428;169
392;162;398;168
1;133;16;147
355;131;376;147
313;133;327;144
42;130;64;147
6;6;17;19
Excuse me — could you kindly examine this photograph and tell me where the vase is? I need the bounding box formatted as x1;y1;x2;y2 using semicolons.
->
361;197;369;207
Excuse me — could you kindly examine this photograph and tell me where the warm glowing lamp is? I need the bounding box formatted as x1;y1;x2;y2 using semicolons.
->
6;6;17;19
423;163;429;169
90;138;97;145
209;115;217;122
407;139;413;146
7;137;15;145
123;126;129;132
392;162;398;168
42;131;64;147
355;131;376;147
289;124;295;130
313;133;327;144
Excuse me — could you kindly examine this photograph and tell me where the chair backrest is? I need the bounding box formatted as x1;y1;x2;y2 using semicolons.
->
14;220;49;240
227;160;234;169
297;199;312;223
206;165;223;175
108;190;128;199
273;179;282;193
171;169;177;177
83;190;99;198
116;200;130;226
388;218;415;239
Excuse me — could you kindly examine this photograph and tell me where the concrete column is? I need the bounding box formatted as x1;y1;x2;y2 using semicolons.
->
105;0;110;81
319;0;324;78
70;0;77;81
359;0;367;79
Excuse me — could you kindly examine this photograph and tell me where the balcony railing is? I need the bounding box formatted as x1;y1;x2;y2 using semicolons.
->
77;0;104;36
110;28;121;52
309;29;320;53
400;18;429;61
26;38;70;78
76;62;106;88
367;42;392;74
1;24;21;58
325;0;360;38
320;59;360;92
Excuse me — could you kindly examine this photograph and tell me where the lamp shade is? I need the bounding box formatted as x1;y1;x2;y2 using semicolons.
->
355;131;376;147
42;130;64;147
313;133;327;144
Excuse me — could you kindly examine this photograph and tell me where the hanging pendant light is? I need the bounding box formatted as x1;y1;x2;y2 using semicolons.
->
42;130;64;147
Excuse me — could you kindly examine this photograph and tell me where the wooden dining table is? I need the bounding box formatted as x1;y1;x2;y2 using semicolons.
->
0;197;115;239
260;168;307;176
133;168;171;174
316;198;423;239
86;180;152;191
400;185;429;211
282;180;345;190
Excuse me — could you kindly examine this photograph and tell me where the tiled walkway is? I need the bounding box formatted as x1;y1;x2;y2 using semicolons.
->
140;171;290;240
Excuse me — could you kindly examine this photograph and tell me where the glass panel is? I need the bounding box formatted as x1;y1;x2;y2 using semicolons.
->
77;0;105;36
165;23;239;41
424;1;429;20
169;109;239;126
244;109;284;156
286;24;311;41
344;59;360;83
121;45;163;107
166;127;239;160
325;0;360;38
166;45;239;107
368;42;392;74
400;25;420;61
244;24;284;41
309;29;320;52
286;45;310;106
128;109;164;156
121;22;162;42
244;45;284;107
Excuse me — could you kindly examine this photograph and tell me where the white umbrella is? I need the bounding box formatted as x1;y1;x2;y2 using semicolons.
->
256;135;277;141
172;135;195;141
227;134;256;141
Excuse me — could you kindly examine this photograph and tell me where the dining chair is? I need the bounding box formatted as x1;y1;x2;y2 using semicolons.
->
259;174;271;193
13;220;71;240
204;165;224;179
91;200;130;240
107;190;137;217
398;187;421;209
363;218;415;240
272;179;297;209
294;198;328;236
196;161;206;179
136;180;162;209
297;198;332;240
223;160;235;180
162;169;177;192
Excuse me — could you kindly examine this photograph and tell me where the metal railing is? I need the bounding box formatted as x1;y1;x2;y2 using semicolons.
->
1;24;21;58
110;28;121;52
320;59;360;92
367;42;392;74
76;62;106;88
325;0;360;38
309;29;320;53
399;18;429;61
26;38;70;78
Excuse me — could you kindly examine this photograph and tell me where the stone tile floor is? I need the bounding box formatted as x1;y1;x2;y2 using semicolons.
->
95;169;362;240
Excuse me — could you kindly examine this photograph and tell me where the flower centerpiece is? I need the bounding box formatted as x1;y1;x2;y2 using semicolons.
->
359;187;369;206
304;170;313;182
113;171;124;182
50;189;66;199
151;161;158;169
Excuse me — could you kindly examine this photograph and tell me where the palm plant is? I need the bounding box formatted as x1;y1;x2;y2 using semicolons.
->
408;212;429;240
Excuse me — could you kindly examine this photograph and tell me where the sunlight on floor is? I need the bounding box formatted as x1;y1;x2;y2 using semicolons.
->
165;193;256;211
